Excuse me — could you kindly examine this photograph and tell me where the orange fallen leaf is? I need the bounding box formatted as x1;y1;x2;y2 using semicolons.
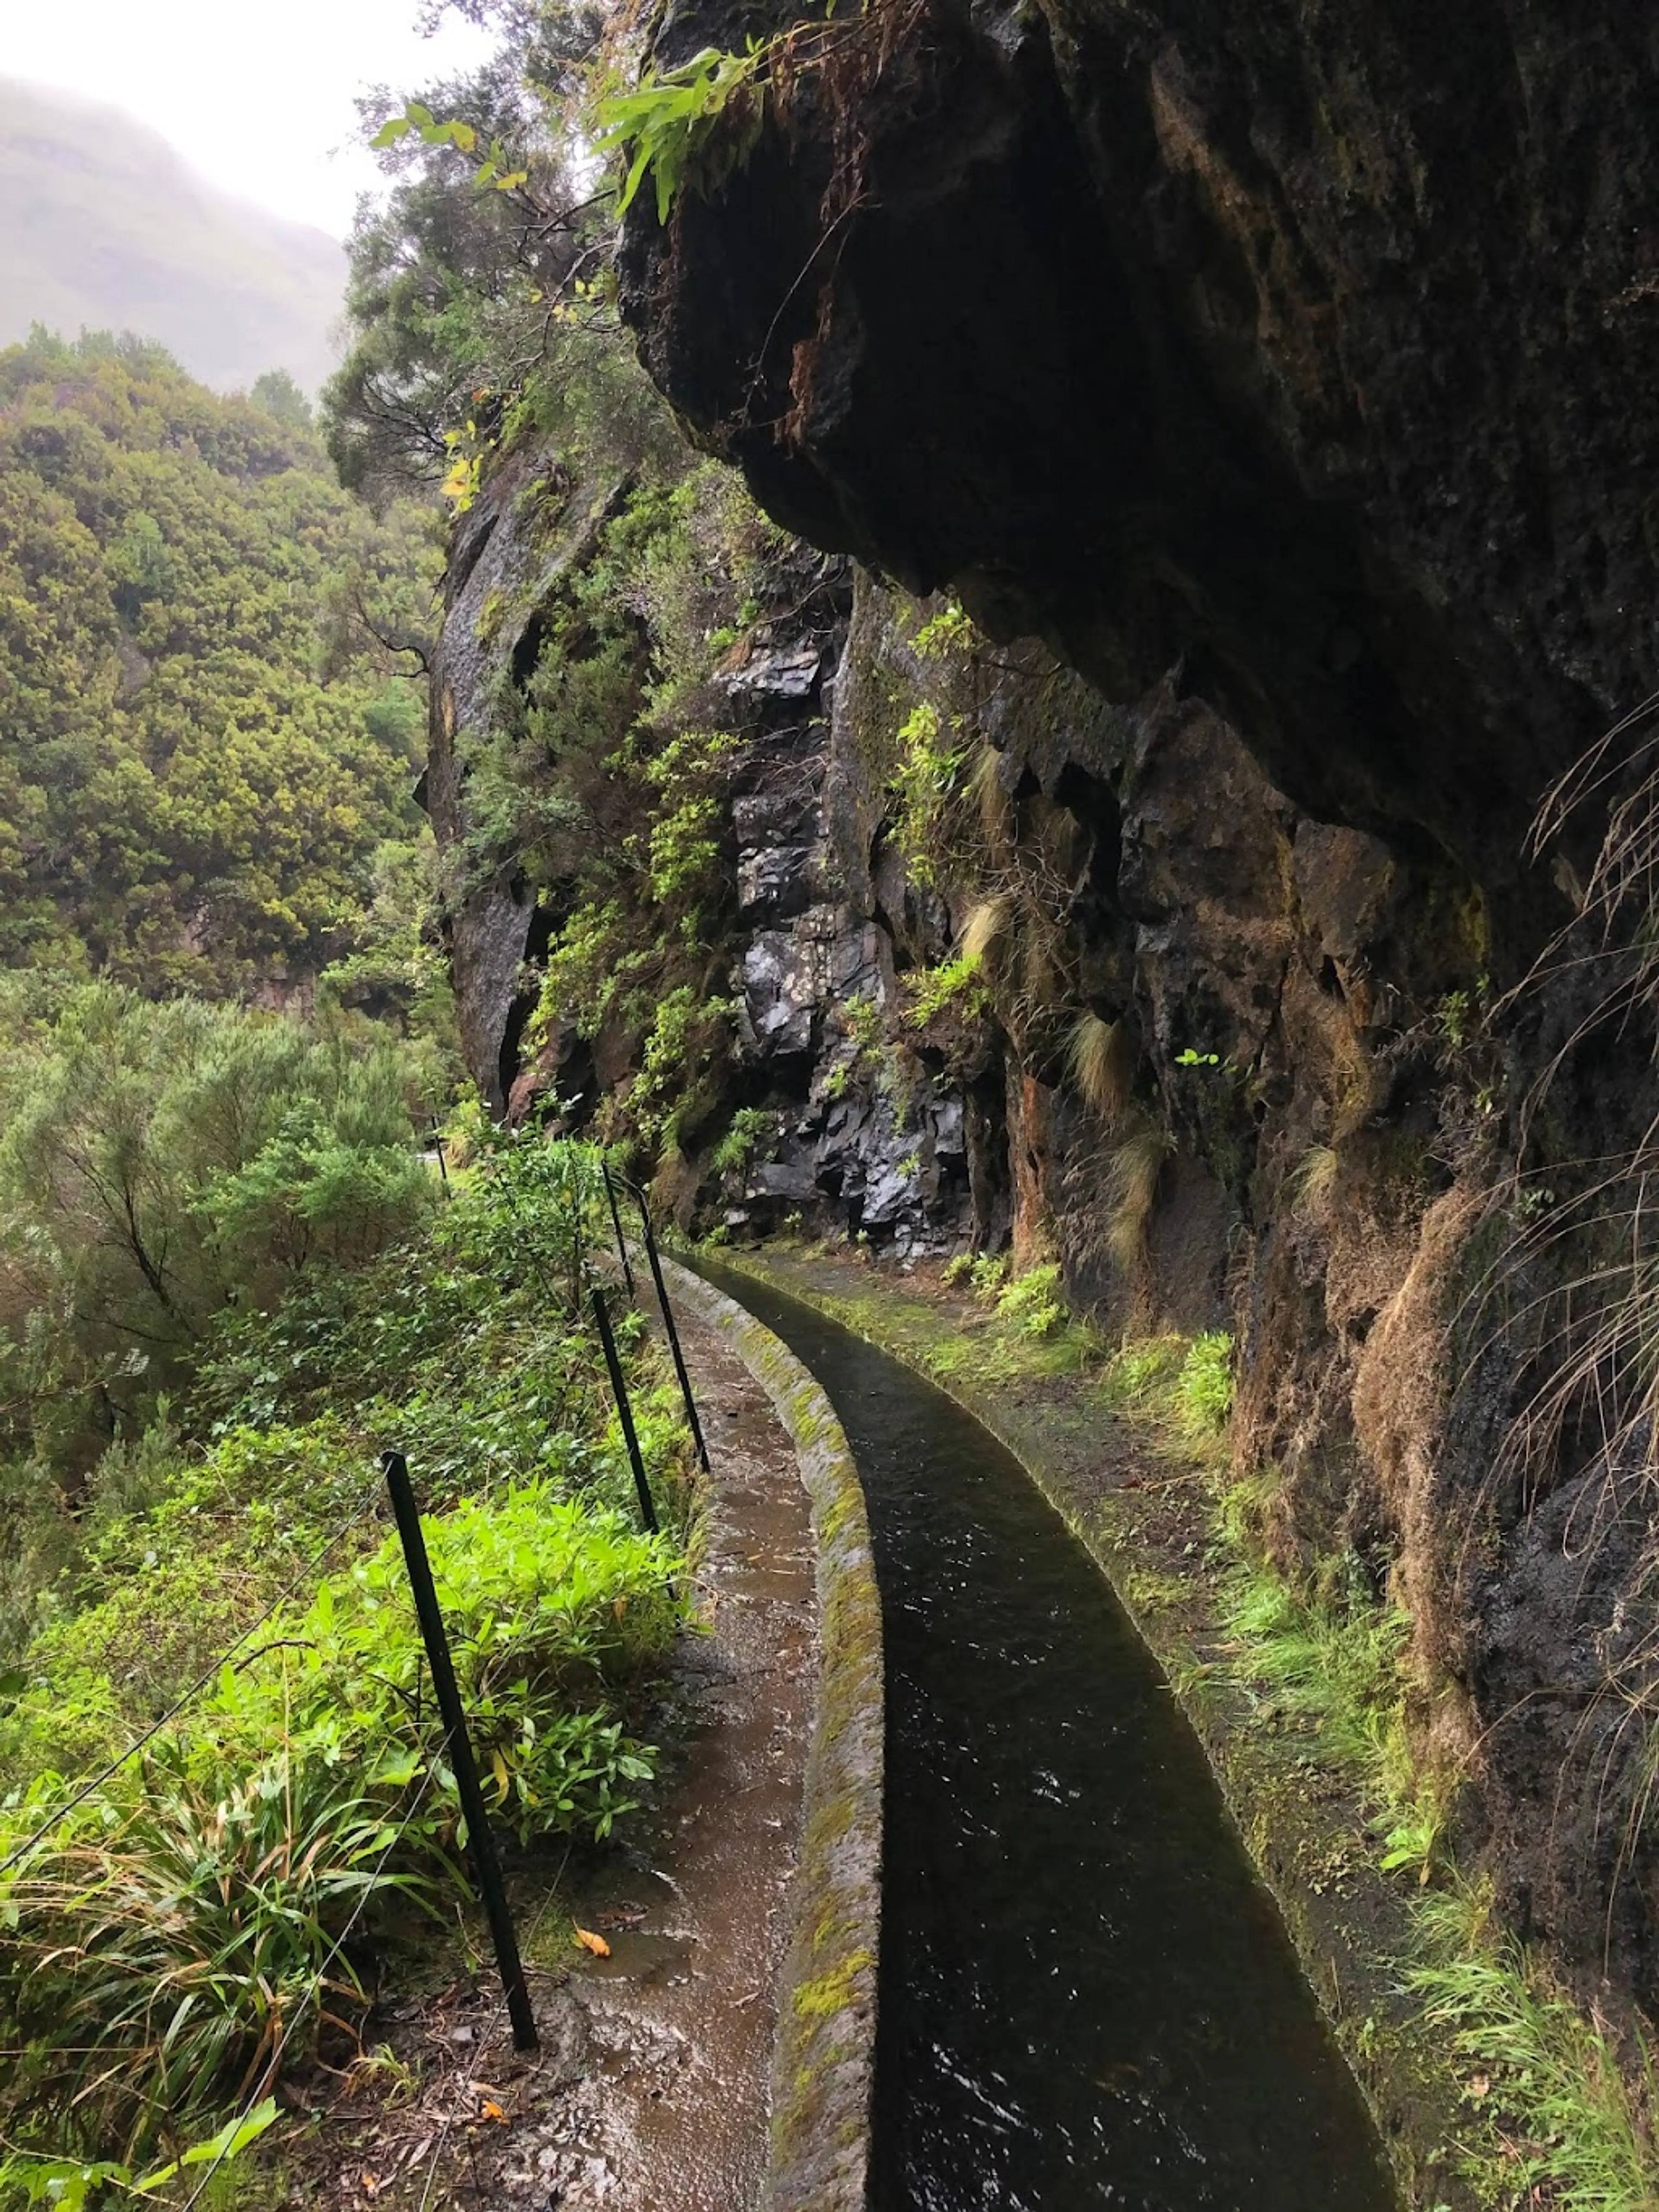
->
573;1925;611;1957
480;2099;509;2123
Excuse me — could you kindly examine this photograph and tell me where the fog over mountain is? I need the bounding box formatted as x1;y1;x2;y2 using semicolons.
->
0;77;346;393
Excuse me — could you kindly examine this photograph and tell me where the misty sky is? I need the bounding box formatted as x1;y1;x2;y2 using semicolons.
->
6;0;496;236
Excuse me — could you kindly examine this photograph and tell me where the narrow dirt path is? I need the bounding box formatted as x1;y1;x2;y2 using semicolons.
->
329;1303;816;2212
552;1302;817;2207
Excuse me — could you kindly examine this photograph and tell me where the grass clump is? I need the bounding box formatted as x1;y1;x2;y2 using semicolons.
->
1066;1011;1135;1126
1175;1330;1233;1437
1410;1885;1659;2209
1093;1331;1234;1462
1103;1117;1174;1275
1213;1494;1659;2198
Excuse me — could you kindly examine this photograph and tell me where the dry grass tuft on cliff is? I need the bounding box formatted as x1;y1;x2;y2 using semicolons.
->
1067;1011;1136;1127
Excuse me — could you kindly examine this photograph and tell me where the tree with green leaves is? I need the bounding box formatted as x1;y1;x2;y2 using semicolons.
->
0;329;442;994
0;983;435;1475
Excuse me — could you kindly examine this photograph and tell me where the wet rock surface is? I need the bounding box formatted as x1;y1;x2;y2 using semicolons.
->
614;0;1659;2037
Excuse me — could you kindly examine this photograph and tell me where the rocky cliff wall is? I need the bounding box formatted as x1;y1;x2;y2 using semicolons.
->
426;426;981;1250
612;0;1659;2033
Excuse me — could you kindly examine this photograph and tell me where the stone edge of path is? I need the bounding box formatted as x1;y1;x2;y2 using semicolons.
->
658;1257;883;2212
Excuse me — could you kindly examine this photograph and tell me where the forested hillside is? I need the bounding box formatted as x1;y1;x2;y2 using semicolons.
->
0;79;345;395
0;330;439;998
0;189;700;2202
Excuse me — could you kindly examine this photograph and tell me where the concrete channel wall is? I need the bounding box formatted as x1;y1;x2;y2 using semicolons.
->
659;1260;884;2212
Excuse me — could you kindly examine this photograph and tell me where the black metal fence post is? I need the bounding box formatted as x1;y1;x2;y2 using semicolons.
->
381;1450;538;2053
589;1288;659;1534
631;1186;710;1474
600;1162;636;1300
429;1122;451;1199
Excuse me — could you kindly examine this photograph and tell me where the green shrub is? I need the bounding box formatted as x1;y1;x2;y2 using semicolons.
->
0;1120;699;2174
0;1486;682;2165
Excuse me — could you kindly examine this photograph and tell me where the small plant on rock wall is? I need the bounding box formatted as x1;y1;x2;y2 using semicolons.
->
1175;1330;1234;1437
835;988;915;1108
594;42;769;226
889;700;968;891
711;1106;775;1177
1067;1012;1136;1126
910;599;978;659
628;986;735;1153
906;948;986;1029
995;1263;1066;1338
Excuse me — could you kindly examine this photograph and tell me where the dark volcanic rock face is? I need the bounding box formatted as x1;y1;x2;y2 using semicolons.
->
430;438;977;1251
624;0;1658;894
620;0;1659;2025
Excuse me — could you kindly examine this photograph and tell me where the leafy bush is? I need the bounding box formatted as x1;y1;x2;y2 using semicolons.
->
0;1487;681;2164
1;1749;436;2165
0;987;433;1470
0;1124;697;2172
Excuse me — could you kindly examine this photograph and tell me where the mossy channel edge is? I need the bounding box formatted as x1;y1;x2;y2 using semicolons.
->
658;1258;884;2212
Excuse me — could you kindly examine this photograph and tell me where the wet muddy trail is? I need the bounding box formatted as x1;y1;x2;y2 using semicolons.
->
715;1268;1396;2212
559;1304;818;2207
324;1302;816;2212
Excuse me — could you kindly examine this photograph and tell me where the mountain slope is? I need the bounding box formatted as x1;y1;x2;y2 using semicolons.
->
0;77;345;393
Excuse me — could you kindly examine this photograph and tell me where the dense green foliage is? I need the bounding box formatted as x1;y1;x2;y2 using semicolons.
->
0;983;439;1496
324;4;609;506
485;464;829;1163
324;18;843;1181
0;22;725;2196
0;1124;691;2175
0;330;439;993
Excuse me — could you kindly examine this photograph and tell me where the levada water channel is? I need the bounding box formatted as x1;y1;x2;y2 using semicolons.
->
711;1268;1396;2211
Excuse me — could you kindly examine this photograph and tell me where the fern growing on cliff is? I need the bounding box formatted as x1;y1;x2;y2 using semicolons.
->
593;45;768;225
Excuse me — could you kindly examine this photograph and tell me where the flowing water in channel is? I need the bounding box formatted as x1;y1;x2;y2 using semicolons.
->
714;1270;1396;2212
